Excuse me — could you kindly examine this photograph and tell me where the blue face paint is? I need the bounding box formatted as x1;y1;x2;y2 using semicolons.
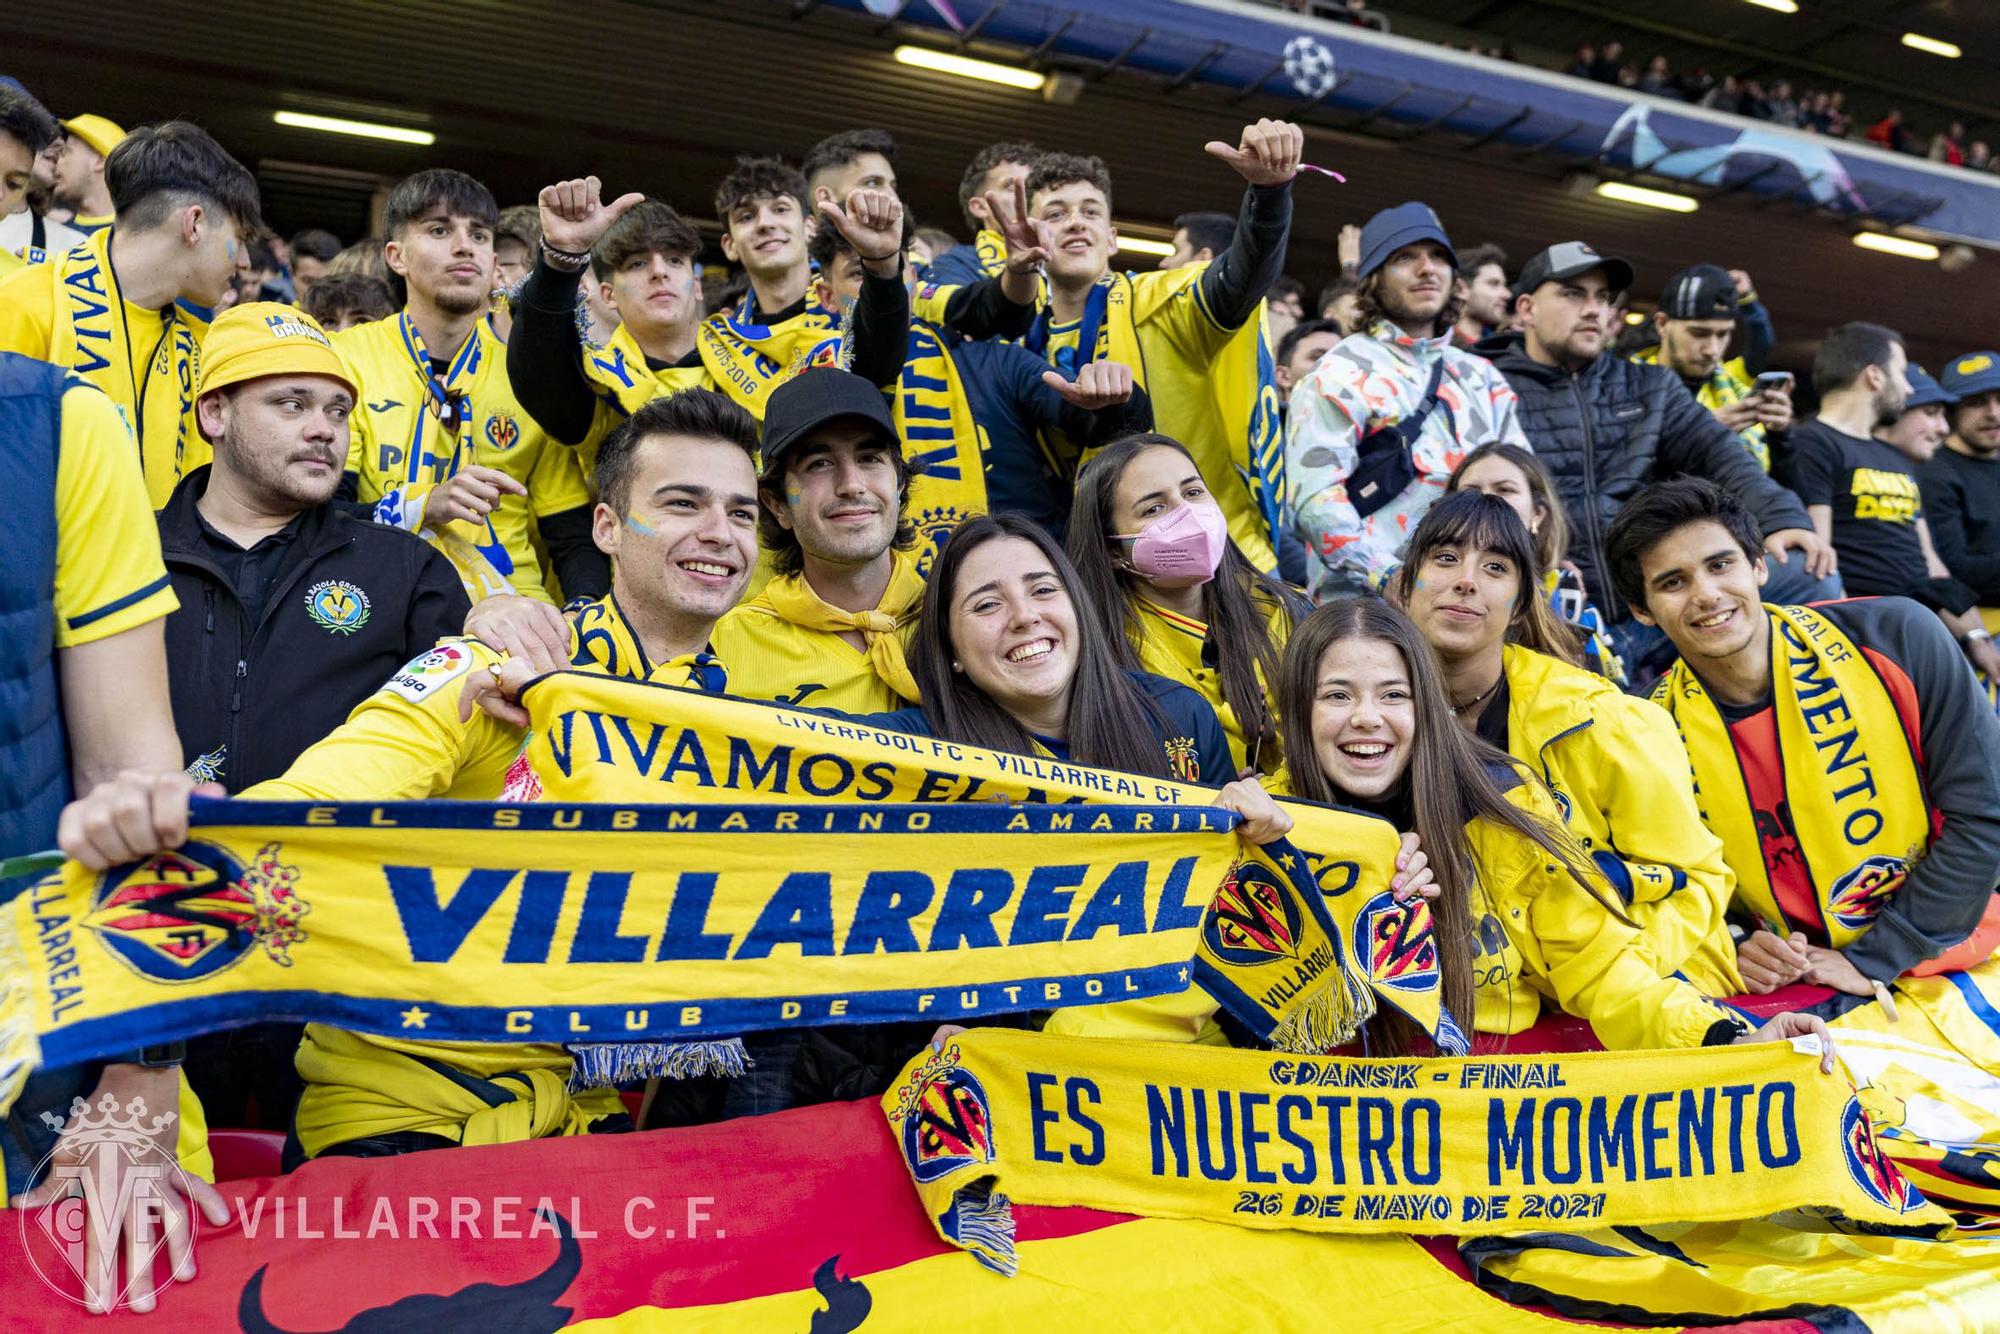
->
625;514;658;538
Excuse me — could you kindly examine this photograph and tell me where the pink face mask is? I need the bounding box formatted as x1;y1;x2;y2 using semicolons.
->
1115;502;1228;583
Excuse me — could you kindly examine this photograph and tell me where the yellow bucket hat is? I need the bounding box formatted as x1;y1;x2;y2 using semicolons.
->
197;302;357;400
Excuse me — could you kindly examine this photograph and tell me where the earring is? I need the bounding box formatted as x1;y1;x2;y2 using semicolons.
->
952;660;963;672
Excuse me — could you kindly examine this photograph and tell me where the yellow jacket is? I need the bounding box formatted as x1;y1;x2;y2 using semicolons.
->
1498;644;1739;992
1471;769;1735;1050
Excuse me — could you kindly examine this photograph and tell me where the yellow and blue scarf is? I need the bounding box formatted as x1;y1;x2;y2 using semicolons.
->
696;289;843;419
1653;604;1929;948
889;322;987;574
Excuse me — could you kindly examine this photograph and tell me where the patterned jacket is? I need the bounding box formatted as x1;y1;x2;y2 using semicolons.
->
1286;322;1529;598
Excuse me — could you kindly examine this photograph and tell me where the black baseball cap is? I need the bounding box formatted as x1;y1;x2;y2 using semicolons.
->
1659;264;1740;321
758;368;901;473
1512;241;1635;300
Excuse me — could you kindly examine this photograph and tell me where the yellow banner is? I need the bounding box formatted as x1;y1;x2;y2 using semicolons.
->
883;1029;1947;1273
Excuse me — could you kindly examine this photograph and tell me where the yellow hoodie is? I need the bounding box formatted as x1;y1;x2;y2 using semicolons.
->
1497;644;1739;995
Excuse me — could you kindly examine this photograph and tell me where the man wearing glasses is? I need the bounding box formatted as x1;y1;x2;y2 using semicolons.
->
335;168;605;605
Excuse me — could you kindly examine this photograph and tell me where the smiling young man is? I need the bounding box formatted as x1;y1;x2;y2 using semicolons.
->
0;84;73;274
1287;201;1529;598
334;168;601;608
710;369;923;712
154;388;761;1160
1606;477;2000;996
0;119;261;507
1023;120;1303;576
1482;241;1835;679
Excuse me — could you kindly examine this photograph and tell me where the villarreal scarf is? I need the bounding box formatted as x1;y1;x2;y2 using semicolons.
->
514;672;1461;1054
1653;604;1928;949
884;1028;1942;1275
45;230;203;507
1027;271;1285;567
890;322;987;574
578;320;711;420
0;673;1433;1115
696;289;842;419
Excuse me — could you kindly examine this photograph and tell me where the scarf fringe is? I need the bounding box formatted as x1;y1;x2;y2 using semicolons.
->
0;901;42;1117
1267;979;1375;1055
566;1038;750;1091
943;1181;1018;1277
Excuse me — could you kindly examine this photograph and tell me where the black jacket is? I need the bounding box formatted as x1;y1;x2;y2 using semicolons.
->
1480;332;1811;619
158;468;472;791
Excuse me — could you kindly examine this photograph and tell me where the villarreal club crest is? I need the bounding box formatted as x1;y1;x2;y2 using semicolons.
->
86;841;310;984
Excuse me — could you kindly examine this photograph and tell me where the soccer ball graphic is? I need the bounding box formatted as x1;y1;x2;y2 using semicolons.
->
1283;35;1338;98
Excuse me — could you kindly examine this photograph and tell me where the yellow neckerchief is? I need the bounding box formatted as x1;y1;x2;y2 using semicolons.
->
566;593;728;693
756;549;925;702
1652;603;1928;947
695;284;843;419
886;1029;1937;1276
891;321;987;573
1027;270;1283;569
46;229;203;505
1129;591;1280;774
972;227;1007;277
580;318;710;418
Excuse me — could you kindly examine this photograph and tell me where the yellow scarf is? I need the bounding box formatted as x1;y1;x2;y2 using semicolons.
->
973;227;1008;277
695;289;842;419
46;229;205;506
885;1028;1940;1274
579;319;710;418
1653;604;1928;948
891;321;987;573
757;550;925;702
564;593;727;692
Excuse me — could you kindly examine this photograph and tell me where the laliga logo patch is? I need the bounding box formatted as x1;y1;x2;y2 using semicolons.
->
483;412;520;452
1827;855;1907;929
304;580;371;635
1840;1098;1922;1213
893;1050;997;1183
1201;860;1302;966
87;841;309;984
1351;890;1439;994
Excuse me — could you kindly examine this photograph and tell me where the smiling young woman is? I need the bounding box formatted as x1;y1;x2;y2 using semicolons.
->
1270;597;1834;1059
1395;492;1743;1002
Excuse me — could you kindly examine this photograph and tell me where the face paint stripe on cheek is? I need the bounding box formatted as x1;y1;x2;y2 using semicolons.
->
625;515;658;538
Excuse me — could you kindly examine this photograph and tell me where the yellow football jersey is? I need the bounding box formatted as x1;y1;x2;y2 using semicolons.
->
53;381;179;644
336;314;591;604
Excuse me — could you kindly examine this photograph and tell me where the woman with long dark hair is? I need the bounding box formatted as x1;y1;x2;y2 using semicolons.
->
1275;596;1834;1060
1065;434;1307;776
1444;442;1621;680
1394;491;1743;1003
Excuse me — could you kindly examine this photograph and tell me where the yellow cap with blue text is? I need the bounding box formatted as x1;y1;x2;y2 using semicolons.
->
197;302;357;400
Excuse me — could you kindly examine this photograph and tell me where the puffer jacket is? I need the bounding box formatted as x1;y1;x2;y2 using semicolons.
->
1480;332;1810;620
1498;644;1741;992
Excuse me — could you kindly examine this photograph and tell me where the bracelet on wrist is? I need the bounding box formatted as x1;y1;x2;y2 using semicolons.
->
540;239;591;273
